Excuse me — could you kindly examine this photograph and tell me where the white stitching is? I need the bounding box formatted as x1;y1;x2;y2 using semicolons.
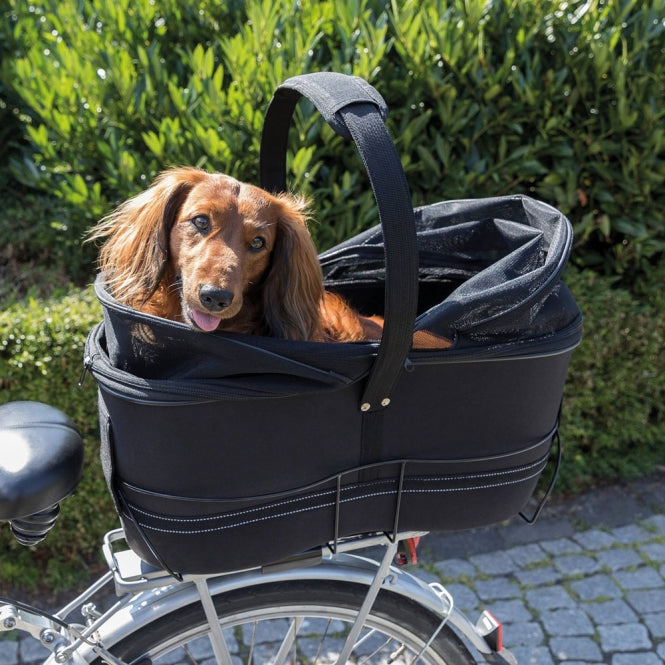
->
127;458;547;524
134;467;545;535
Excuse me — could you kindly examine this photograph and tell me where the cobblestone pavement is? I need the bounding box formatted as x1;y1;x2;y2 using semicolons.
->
2;470;664;665
419;470;665;664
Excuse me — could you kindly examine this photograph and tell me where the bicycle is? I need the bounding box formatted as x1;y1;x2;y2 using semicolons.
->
1;399;517;665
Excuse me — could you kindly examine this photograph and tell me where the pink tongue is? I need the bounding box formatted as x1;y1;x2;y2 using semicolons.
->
190;309;221;332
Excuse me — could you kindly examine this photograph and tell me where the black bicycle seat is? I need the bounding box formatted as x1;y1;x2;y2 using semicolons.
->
0;401;84;521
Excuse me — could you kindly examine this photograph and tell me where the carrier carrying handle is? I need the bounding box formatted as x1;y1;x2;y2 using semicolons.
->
260;73;419;412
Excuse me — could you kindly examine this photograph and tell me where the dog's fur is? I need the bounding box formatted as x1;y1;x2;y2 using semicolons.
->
89;167;450;348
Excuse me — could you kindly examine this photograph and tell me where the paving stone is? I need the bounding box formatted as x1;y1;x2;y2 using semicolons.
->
474;577;521;601
657;641;665;660
573;529;617;550
598;623;652;652
412;568;440;584
467;550;515;575
611;653;663;665
0;639;19;665
554;553;602;576
550;636;603;662
626;589;665;613
614;566;665;590
611;524;654;544
583;599;639;625
152;646;196;665
484;598;532;624
508;645;554;665
185;635;216;660
540;608;594;636
432;558;477;580
18;638;50;665
540;538;583;555
502;621;544;647
596;547;643;571
506;543;549;567
570;573;622;600
514;565;561;587
525;585;575;611
641;542;665;564
643;611;665;639
644;514;665;535
242;618;290;644
441;583;479;614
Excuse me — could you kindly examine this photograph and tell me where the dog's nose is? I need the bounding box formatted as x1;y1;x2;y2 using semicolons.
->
199;285;234;312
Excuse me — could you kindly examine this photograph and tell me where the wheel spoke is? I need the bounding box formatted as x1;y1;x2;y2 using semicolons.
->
357;634;397;665
272;617;303;665
310;618;334;665
246;621;257;665
181;644;201;665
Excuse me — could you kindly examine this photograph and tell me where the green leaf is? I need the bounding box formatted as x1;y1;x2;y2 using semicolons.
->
142;131;164;157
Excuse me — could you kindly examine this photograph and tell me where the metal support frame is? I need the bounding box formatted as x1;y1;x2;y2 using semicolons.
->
334;539;399;665
194;578;235;665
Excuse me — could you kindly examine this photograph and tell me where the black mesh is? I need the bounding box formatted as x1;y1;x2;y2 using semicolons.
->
321;195;578;347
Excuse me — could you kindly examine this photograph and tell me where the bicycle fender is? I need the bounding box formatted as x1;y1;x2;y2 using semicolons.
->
67;553;497;663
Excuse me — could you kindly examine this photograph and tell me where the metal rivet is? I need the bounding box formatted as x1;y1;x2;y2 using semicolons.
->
381;398;391;407
360;402;371;412
41;629;56;644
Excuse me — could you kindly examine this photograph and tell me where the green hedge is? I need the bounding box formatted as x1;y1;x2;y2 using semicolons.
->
2;0;664;281
1;265;664;589
0;289;116;590
561;265;665;491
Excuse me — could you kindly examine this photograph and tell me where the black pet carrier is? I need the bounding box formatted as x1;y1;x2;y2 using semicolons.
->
85;73;582;576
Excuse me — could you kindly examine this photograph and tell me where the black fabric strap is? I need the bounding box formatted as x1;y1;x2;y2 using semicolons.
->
260;73;388;189
259;73;419;411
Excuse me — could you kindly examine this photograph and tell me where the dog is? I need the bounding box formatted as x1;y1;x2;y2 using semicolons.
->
89;167;450;348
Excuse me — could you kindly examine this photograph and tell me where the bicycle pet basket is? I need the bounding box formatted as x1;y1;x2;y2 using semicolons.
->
86;73;582;576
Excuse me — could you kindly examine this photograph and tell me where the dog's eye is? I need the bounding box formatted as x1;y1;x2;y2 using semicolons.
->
190;215;211;233
249;236;266;251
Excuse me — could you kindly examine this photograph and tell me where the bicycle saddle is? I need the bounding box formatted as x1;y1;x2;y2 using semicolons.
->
0;401;83;544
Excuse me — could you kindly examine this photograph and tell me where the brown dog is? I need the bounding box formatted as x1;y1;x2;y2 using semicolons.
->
89;167;450;347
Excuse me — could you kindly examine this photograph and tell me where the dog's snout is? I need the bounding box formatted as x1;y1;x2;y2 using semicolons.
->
199;285;235;312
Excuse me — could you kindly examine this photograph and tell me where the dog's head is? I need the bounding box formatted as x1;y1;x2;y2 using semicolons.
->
90;168;325;339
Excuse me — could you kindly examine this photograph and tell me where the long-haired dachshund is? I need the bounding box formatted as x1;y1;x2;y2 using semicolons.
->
89;167;450;348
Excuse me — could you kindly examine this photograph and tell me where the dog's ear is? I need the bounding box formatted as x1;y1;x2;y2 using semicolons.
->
88;168;197;306
149;181;192;299
261;198;325;340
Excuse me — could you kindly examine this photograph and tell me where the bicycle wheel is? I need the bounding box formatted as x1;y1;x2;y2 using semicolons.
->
101;579;476;665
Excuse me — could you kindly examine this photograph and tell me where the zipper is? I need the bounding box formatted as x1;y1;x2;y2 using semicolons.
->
83;346;350;404
78;355;95;388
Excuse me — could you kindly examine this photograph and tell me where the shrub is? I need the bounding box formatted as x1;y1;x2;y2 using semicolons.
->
0;189;91;303
0;287;117;591
1;0;664;282
0;13;29;170
559;263;665;492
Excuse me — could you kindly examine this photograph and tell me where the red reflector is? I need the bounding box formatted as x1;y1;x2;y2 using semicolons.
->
476;610;503;652
395;537;421;566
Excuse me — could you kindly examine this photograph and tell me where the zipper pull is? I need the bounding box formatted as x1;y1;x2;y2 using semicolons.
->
78;355;93;388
